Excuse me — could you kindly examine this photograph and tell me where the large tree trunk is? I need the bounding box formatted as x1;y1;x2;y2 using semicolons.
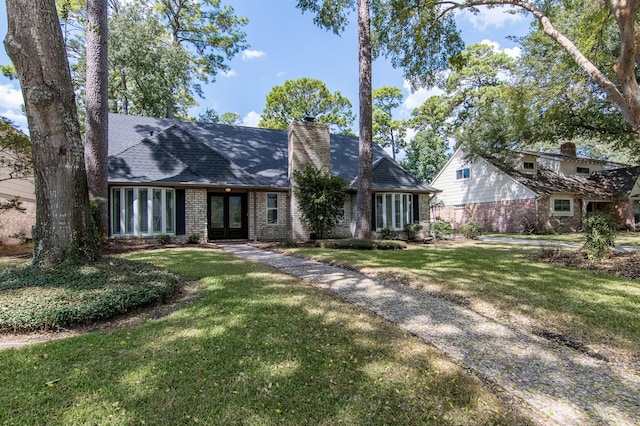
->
85;0;109;238
354;0;373;239
4;0;99;265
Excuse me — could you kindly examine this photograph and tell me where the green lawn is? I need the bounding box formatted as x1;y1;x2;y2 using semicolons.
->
0;248;529;425
485;232;640;246
285;242;640;362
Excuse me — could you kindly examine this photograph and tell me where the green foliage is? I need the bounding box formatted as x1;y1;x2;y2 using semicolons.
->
198;108;220;123
186;234;200;244
0;117;32;182
513;3;640;156
66;0;247;119
292;166;348;240
458;223;482;240
431;221;452;240
156;234;171;245
259;77;356;135
582;213;618;262
402;129;449;183
0;257;178;331
378;226;396;240
0;65;17;80
318;238;406;250
220;112;241;125
372;86;407;159
404;223;423;242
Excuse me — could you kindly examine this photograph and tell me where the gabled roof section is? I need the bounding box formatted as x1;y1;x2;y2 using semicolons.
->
506;166;617;198
350;157;440;193
591;165;640;197
107;113;439;193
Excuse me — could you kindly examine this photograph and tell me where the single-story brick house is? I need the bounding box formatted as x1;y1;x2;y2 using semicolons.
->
108;113;439;242
430;143;640;233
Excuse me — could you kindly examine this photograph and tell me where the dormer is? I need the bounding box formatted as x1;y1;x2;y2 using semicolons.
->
519;154;538;174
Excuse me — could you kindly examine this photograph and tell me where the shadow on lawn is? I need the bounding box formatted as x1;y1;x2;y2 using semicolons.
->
306;244;640;356
0;250;529;425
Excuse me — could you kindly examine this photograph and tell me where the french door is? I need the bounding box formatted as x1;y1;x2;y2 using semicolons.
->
208;193;248;240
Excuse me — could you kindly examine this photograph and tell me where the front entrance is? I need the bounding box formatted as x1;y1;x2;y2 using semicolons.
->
208;193;248;240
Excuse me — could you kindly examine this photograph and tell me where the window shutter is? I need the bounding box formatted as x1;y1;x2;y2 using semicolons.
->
176;189;186;235
413;194;419;223
371;193;376;231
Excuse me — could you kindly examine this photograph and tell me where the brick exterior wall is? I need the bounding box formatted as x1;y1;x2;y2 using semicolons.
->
253;191;290;241
439;199;538;233
0;196;35;243
436;196;636;234
185;188;208;242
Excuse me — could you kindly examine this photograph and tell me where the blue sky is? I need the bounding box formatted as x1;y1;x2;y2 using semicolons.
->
0;2;531;132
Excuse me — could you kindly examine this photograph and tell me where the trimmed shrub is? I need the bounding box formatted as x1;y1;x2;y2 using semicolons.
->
156;234;171;245
404;223;423;242
582;213;618;261
0;258;179;332
186;234;200;244
431;221;452;240
459;223;482;240
379;226;397;240
318;239;406;250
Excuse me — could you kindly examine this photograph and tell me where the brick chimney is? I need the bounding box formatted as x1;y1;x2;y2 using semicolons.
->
560;142;576;157
288;120;331;241
288;119;331;177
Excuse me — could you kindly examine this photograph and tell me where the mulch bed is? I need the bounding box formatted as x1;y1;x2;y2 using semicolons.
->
529;248;640;280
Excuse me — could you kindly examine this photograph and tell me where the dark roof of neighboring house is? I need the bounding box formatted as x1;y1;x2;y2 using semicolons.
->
515;149;627;167
108;113;437;193
506;165;619;198
591;165;640;197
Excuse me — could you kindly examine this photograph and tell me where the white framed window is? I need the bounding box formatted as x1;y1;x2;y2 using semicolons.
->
550;197;573;216
375;193;413;230
456;168;470;180
576;166;590;174
266;193;278;225
523;162;535;170
111;187;175;235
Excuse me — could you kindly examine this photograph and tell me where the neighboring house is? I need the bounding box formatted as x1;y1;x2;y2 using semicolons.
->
0;161;35;243
108;113;438;242
430;143;640;233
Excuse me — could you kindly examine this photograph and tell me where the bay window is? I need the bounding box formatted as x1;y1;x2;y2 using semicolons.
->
111;187;175;236
375;193;414;230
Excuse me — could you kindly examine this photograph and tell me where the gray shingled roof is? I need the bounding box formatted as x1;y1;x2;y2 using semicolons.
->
506;166;619;198
108;113;438;193
591;166;640;197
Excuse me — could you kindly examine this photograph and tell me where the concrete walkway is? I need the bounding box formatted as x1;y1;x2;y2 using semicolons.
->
220;244;640;426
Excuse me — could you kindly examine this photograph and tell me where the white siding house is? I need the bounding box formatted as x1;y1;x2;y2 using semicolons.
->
431;145;634;233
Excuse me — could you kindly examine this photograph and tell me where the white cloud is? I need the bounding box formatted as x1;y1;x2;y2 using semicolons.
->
401;80;444;113
276;71;286;78
480;39;522;59
504;46;522;59
459;6;524;31
220;69;237;78
0;109;27;126
242;50;266;60
241;111;261;127
0;83;24;110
